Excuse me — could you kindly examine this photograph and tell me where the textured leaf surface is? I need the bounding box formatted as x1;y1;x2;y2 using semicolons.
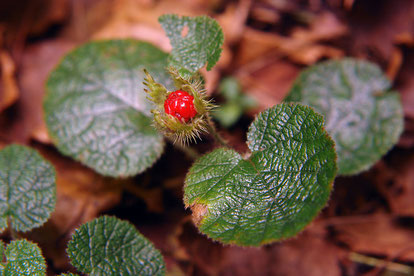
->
0;145;56;232
0;239;46;276
67;216;165;276
184;104;337;246
285;58;403;175
44;40;172;177
159;14;224;75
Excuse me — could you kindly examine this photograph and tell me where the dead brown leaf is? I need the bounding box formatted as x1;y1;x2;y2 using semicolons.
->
395;49;414;147
27;143;124;270
397;50;414;120
170;216;345;276
349;0;414;60
124;184;164;213
231;11;346;110
386;47;403;81
237;59;300;109
235;12;346;68
0;50;19;112
8;39;75;143
369;156;414;217
217;0;251;45
332;213;414;262
263;230;344;276
290;11;348;43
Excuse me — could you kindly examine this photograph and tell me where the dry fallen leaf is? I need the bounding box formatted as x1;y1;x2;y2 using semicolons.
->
234;12;346;68
332;213;414;262
369;157;414;217
171;216;345;276
0;50;19;112
217;0;251;45
237;59;300;109
386;47;403;81
27;144;124;270
0;1;413;275
262;230;345;276
395;49;414;148
13;39;75;143
348;0;414;60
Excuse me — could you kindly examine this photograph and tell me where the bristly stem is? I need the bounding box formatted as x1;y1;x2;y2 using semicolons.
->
168;137;201;159
206;117;230;148
7;218;18;240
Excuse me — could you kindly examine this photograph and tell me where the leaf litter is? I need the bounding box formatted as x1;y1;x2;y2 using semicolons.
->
0;0;414;274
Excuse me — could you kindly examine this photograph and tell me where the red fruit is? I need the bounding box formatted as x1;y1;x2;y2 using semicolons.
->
164;90;197;122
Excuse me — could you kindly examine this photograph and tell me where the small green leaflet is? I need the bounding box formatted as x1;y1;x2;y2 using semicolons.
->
0;144;56;233
184;104;337;246
44;40;173;177
0;239;47;276
159;14;224;76
67;216;165;276
213;77;257;127
285;58;403;175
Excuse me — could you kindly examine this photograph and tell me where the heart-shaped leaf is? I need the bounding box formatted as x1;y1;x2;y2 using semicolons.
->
0;144;56;232
67;216;165;276
0;239;47;276
159;14;224;76
184;103;337;246
285;58;403;175
44;40;173;177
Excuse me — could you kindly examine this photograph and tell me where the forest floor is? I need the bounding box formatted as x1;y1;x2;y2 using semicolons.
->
0;0;414;275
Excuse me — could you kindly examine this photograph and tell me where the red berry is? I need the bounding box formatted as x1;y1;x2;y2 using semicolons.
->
164;90;197;122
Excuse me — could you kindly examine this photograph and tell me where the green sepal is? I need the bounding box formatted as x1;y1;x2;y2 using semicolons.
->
143;69;168;108
166;67;214;115
144;68;214;144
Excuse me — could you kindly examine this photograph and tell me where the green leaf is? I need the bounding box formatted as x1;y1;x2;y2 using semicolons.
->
58;273;78;276
67;216;165;276
285;58;404;175
219;77;241;101
44;40;173;177
0;239;47;276
213;77;257;127
184;103;337;246
159;14;224;76
212;103;242;128
0;144;56;232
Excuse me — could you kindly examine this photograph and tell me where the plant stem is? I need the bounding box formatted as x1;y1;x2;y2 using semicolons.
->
349;252;412;275
177;143;201;160
7;219;18;240
206;118;230;148
168;137;201;160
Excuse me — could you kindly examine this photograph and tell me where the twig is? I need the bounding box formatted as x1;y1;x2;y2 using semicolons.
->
350;252;412;275
360;243;414;276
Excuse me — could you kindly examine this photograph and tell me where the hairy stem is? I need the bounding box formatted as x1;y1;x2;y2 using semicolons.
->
7;219;18;240
168;137;201;159
206;118;230;148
